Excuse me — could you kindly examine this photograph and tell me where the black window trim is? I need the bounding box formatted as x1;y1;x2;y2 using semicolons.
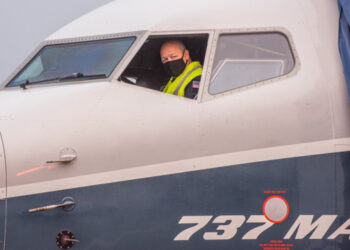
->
113;30;216;103
204;27;300;99
1;31;147;89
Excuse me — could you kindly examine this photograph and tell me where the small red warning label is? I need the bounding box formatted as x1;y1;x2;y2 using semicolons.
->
260;240;294;250
264;190;287;194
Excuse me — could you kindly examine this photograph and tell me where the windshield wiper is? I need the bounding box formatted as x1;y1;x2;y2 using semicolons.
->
19;73;107;89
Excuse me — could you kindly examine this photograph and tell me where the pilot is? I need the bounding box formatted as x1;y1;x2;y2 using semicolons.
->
160;40;202;99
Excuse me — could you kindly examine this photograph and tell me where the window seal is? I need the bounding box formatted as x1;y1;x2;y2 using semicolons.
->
1;31;147;89
203;27;300;100
113;30;215;103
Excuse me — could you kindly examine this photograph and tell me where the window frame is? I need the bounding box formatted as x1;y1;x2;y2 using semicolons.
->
202;27;300;101
114;30;215;103
1;31;147;89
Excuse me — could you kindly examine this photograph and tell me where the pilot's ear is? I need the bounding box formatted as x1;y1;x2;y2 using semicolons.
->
184;49;190;61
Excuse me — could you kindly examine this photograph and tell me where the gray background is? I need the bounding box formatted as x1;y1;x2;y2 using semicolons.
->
0;0;113;85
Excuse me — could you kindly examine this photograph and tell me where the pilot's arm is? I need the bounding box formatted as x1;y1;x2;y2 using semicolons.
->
184;75;201;99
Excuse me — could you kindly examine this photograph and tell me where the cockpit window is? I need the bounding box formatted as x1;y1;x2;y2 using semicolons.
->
119;34;208;99
209;32;294;94
7;37;136;87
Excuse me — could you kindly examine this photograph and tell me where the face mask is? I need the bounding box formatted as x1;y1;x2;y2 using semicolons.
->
163;54;187;77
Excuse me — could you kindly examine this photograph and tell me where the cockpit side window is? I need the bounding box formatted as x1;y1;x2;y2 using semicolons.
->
209;32;295;94
7;37;136;87
119;34;209;99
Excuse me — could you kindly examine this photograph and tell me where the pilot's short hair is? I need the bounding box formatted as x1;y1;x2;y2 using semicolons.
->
161;40;186;51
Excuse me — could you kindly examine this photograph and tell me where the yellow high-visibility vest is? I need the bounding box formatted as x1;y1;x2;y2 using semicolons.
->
163;61;202;97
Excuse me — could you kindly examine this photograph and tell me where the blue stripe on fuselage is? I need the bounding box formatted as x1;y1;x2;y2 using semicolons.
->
4;151;350;250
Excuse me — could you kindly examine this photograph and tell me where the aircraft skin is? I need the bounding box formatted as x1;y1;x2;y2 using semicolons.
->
1;0;350;249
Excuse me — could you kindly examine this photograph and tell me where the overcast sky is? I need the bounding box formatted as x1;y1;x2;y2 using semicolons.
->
0;0;113;84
